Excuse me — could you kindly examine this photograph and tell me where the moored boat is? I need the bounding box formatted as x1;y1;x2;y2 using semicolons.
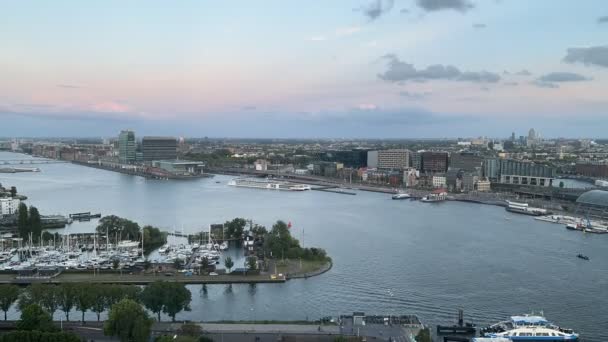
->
480;314;579;341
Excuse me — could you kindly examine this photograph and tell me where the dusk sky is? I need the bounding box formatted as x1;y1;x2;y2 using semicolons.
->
1;0;608;138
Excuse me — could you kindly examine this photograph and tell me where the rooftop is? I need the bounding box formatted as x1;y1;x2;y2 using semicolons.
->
576;190;608;207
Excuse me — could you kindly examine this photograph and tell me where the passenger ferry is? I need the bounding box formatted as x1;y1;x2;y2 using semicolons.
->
228;178;311;191
479;314;579;341
392;192;411;200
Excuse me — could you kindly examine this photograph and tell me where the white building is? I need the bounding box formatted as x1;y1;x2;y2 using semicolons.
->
0;198;20;216
254;159;269;171
432;175;447;188
376;149;411;170
403;168;419;188
476;179;491;192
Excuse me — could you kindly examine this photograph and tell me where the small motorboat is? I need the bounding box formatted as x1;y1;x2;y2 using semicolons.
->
577;254;589;261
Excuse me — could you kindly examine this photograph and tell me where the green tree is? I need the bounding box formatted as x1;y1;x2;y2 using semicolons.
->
173;258;184;270
559;181;565;188
415;328;432;342
141;282;165;321
16;304;56;332
10;186;17;198
0;285;20;321
162;283;191;322
58;284;76;321
37;285;59;318
17;202;29;240
0;331;81;342
28;206;42;242
104;299;153;342
224;218;247;240
224;256;234;273
75;283;94;323
91;284;109;321
200;257;210;274
96;215;141;243
246;256;257;271
142;225;167;255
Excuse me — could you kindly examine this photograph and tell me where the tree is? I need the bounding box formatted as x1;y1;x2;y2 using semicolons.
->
224;218;247;240
246;256;257;271
91;284;109;321
173;258;184;270
141;282;165;322
104;299;153;342
200;257;210;274
162;283;191;322
559;181;565;188
224;257;234;273
415;328;432;342
0;331;81;342
16;304;56;332
38;285;59;318
0;285;19;321
112;259;120;270
9;186;17;198
28;206;42;242
58;284;76;321
96;215;141;243
17;202;29;240
75;283;94;323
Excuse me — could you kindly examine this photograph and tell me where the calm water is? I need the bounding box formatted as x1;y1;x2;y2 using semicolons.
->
1;152;607;341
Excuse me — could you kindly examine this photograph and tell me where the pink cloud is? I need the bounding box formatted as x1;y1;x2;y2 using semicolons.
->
90;101;131;113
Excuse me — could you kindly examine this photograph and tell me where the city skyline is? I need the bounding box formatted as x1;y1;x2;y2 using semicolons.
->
2;0;608;138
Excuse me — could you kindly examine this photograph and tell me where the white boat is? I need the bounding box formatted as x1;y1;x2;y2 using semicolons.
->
219;241;228;250
392;193;411;200
228;178;311;191
480;314;579;341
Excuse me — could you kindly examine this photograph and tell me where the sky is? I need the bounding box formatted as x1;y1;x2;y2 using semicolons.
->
1;0;608;138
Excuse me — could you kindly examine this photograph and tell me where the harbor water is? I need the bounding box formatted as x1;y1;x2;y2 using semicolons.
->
1;152;607;341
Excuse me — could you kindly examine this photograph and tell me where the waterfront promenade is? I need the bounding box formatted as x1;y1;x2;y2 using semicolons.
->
0;272;286;285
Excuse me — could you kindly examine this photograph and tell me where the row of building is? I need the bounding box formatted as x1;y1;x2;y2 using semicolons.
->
118;130;178;164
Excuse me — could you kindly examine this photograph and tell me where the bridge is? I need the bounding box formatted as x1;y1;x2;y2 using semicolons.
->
0;159;68;165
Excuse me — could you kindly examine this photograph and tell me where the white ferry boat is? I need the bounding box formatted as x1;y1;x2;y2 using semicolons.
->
392;193;411;200
228;178;311;191
479;315;579;341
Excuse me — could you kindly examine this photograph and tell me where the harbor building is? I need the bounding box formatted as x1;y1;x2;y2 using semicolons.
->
574;190;608;221
498;159;555;187
142;136;177;161
483;158;500;181
376;149;411;170
421;152;449;173
151;160;205;176
118;130;136;164
0;197;20;216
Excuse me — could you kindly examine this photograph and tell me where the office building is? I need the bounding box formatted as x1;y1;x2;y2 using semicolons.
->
421;152;449;173
142;137;177;161
118;130;136;164
376;149;411;170
410;152;421;170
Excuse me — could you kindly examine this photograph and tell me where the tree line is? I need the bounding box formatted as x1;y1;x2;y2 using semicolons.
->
0;281;191;323
16;203;41;242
